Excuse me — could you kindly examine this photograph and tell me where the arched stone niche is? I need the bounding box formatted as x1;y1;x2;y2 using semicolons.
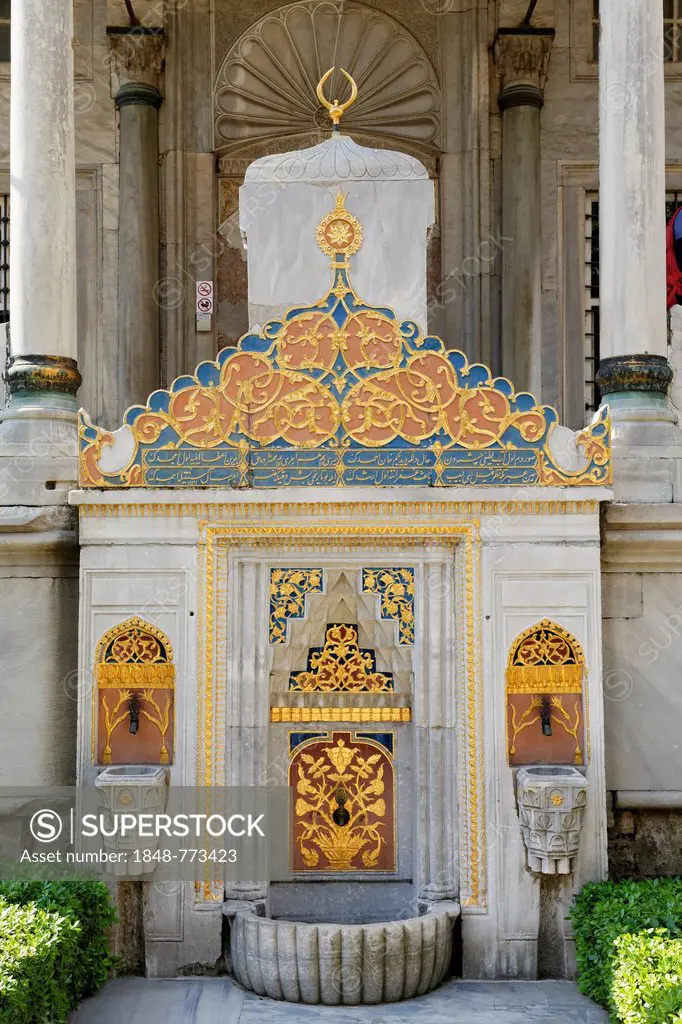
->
95;617;175;766
213;0;441;166
505;619;586;767
213;1;442;349
265;563;419;923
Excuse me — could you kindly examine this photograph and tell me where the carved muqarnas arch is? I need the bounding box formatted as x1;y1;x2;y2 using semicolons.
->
505;620;586;766
95;617;175;766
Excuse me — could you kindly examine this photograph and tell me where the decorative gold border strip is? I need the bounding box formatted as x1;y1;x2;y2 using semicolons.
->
464;518;483;908
78;499;600;519
97;664;175;686
271;707;411;723
198;520;484;910
506;682;582;695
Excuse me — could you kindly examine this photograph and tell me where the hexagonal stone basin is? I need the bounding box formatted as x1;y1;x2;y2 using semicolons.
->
228;902;459;1005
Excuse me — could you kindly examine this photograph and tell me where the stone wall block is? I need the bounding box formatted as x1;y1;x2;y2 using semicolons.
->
602;573;643;619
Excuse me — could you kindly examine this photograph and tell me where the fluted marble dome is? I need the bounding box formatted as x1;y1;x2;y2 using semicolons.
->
243;132;429;185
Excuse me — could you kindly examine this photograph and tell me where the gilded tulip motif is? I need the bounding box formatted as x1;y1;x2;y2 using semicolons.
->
290;734;394;872
289;624;393;692
269;568;324;644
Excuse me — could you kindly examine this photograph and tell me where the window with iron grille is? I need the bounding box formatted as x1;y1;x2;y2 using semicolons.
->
0;193;8;326
591;1;682;63
0;0;9;64
583;192;682;416
590;0;599;63
664;0;682;62
584;198;600;416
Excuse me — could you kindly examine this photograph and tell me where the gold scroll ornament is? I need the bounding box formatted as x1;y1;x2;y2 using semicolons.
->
289;623;393;692
506;619;585;766
96;617;175;765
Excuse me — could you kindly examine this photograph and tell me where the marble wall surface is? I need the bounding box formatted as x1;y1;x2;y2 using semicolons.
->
71;486;608;979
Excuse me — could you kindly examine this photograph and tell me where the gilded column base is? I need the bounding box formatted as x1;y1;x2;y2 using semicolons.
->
596;355;679;501
595;354;673;396
6;354;82;398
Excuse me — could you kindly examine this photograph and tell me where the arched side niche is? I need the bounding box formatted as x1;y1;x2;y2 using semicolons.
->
289;731;396;872
505;619;586;767
95;617;175;766
213;0;441;169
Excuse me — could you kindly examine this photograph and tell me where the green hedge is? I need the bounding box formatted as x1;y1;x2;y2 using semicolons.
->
0;881;117;1023
0;900;80;1024
611;929;682;1024
570;878;682;1023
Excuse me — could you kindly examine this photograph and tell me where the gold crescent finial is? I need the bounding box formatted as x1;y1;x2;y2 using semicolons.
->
316;67;358;128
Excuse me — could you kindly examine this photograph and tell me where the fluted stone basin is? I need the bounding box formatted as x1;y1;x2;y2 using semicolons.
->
228;901;459;1005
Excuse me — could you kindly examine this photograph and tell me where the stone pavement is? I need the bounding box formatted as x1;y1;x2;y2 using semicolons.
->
71;977;609;1023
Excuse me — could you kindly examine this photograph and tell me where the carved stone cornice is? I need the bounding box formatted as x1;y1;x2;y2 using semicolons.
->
108;28;166;92
602;504;682;571
494;30;555;110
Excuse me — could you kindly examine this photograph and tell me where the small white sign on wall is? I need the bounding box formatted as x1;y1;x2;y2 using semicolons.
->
196;281;213;333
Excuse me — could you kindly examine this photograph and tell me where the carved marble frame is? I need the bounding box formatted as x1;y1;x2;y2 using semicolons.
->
197;519;484;910
74;491;607;977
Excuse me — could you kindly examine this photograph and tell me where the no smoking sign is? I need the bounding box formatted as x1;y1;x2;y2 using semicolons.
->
195;281;213;332
195;281;214;314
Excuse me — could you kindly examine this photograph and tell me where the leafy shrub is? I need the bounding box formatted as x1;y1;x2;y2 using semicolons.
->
611;929;682;1024
0;881;117;1022
570;878;682;1021
0;898;80;1023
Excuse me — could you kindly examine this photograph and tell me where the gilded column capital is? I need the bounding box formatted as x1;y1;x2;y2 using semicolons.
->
494;29;554;111
108;28;166;94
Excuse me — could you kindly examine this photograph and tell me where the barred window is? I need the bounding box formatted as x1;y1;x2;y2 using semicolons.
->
583;198;600;416
0;193;8;325
0;1;9;64
664;0;682;62
583;192;682;416
591;1;682;63
590;0;599;63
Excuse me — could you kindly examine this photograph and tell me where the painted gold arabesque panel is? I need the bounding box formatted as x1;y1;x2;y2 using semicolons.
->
79;193;610;489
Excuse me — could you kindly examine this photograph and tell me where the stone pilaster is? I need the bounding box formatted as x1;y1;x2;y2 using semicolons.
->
437;5;492;367
494;30;553;397
109;29;165;416
596;0;680;501
414;559;458;903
